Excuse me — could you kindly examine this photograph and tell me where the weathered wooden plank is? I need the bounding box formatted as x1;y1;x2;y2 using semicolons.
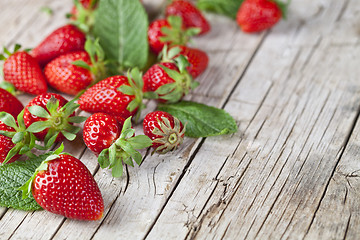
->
53;15;265;240
145;0;360;239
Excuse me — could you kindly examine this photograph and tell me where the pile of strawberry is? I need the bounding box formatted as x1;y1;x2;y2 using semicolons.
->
0;0;213;221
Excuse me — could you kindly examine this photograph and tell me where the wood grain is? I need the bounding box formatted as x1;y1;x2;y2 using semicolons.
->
0;0;359;239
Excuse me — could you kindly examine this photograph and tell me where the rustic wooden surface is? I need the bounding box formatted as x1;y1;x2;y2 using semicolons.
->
0;0;360;239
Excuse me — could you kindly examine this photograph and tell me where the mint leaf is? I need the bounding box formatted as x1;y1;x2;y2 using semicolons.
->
197;0;244;19
0;153;54;211
158;101;238;138
93;0;149;70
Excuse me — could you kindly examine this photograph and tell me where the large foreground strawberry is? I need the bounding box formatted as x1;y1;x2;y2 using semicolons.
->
31;24;86;67
19;145;104;220
1;46;47;95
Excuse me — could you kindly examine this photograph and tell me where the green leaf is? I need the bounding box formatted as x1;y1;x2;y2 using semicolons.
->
28;106;50;119
0;130;15;138
0;153;55;210
155;83;177;95
72;60;91;70
98;149;110;168
26;121;50;133
118;85;135;96
0;112;17;129
127;135;152;149
12;132;25;144
94;0;149;69
61;130;77;141
158;101;238;138
68;116;87;123
197;0;244;19
111;159;123;178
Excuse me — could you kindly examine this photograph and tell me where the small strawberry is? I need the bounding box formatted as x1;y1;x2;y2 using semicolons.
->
1;45;47;95
148;16;200;55
0;122;19;164
23;93;86;148
0;88;24;118
83;113;120;155
79;68;150;123
0;110;37;164
19;145;104;220
69;0;98;33
31;24;86;67
143;111;185;154
173;45;209;79
44;51;93;95
165;0;210;35
143;53;198;103
84;116;152;177
236;0;287;33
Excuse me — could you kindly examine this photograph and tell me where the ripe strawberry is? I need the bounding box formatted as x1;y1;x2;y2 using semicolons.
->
19;146;104;220
44;51;93;95
174;45;209;79
236;0;284;33
0;122;19;164
24;93;85;148
0;88;24;118
143;111;185;154
31;24;86;67
165;0;210;35
69;0;98;33
84;116;152;177
148;16;201;55
143;55;198;103
79;68;146;123
1;46;47;95
83;113;121;155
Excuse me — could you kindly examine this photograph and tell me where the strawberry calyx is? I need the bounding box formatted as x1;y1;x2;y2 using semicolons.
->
97;117;152;177
0;110;37;164
68;0;98;33
26;96;86;149
155;47;199;103
160;15;201;47
117;68;157;123
72;38;108;86
152;116;186;154
18;144;67;199
0;44;22;61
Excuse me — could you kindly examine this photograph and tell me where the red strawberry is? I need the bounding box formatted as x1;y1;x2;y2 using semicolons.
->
236;0;283;33
31;25;86;67
24;93;84;147
79;69;145;123
165;0;210;35
174;45;209;79
0;122;19;164
148;16;200;55
83;113;121;155
0;88;24;118
44;51;93;95
2;49;47;95
84;116;152;177
143;57;198;103
20;147;104;220
143;111;185;154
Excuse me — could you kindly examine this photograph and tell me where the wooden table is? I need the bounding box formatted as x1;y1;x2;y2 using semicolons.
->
1;0;359;239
